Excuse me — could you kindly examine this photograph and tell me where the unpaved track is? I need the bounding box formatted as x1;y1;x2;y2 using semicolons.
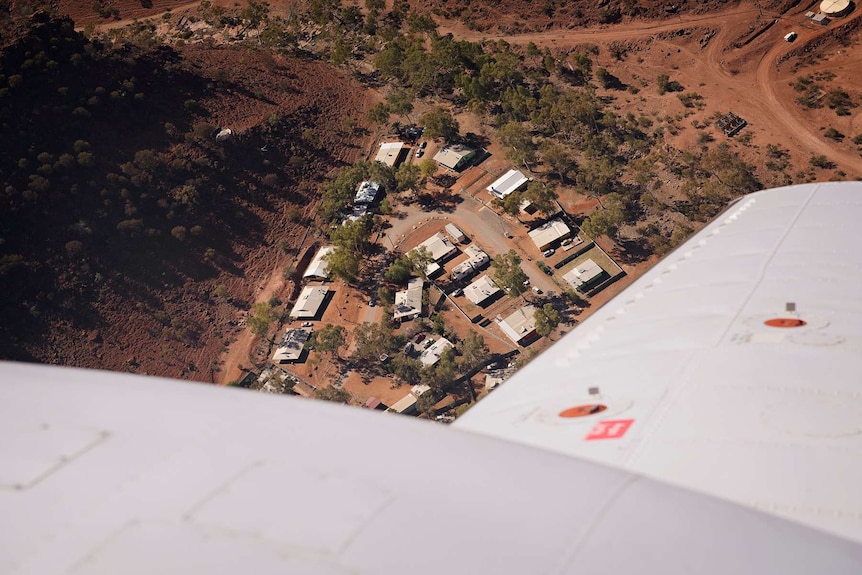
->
440;1;862;175
217;259;285;385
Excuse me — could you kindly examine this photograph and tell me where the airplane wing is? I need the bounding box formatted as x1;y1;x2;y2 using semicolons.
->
456;181;862;543
2;361;862;574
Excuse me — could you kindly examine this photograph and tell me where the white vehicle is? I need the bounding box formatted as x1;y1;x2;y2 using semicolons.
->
784;31;797;42
542;248;555;257
532;286;543;294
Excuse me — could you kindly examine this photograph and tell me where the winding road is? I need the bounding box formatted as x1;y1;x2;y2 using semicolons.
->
440;2;862;176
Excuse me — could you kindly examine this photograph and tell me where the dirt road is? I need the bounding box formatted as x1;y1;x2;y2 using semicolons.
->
217;259;285;385
440;1;862;176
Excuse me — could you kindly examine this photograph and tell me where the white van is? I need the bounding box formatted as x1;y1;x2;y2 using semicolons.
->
784;31;797;42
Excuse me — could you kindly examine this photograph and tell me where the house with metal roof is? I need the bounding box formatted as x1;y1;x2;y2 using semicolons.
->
451;245;490;281
386;384;432;414
410;232;458;276
354;181;381;205
375;142;405;167
464;275;501;307
433;145;476;171
445;223;467;243
419;338;454;367
498;305;538;346
394;278;424;322
528;219;572;251
303;246;335;280
272;328;312;364
289;286;330;319
487;169;530;199
563;259;607;291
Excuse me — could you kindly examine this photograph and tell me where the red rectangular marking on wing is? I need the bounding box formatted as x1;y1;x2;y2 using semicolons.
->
585;419;634;441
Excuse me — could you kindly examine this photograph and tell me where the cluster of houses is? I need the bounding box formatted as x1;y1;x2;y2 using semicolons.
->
267;137;619;416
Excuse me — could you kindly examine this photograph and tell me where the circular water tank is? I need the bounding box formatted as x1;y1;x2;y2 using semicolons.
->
819;0;850;15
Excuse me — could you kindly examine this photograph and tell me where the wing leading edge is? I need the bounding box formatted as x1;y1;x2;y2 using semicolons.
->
1;361;862;574
456;182;862;543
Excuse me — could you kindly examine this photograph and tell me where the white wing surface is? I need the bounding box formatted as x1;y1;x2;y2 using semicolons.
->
456;182;862;542
2;361;862;574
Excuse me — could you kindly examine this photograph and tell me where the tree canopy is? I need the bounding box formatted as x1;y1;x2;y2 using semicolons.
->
314;323;346;358
491;249;528;297
534;303;560;337
247;302;274;336
420;107;459;141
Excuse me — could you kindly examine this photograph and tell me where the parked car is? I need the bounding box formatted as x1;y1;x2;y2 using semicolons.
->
543;248;555;257
561;238;573;246
415;149;424;158
522;278;530;286
532;286;543;294
301;321;313;327
452;288;463;296
784;31;797;42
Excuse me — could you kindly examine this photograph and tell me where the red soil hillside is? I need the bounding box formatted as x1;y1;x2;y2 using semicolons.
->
0;12;374;380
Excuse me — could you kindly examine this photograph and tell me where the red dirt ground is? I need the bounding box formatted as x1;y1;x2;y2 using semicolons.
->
17;0;861;395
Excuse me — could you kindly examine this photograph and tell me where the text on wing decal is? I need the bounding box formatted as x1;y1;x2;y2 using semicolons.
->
585;419;634;441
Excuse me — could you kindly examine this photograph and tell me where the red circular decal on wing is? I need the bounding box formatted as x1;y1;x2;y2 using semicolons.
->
559;404;607;418
764;318;807;328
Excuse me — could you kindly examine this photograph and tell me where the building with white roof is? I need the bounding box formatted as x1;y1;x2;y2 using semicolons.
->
394;278;424;322
344;205;368;223
272;328;311;364
498;305;538;346
487;169;530;199
303;246;335;280
386;384;432;414
563;259;607;291
375;142;405;167
410;232;458;276
445;223;466;243
289;286;330;319
451;245;490;281
528;219;572;251
354;181;381;205
433;145;476;170
464;275;501;306
414;232;458;262
419;338;454;366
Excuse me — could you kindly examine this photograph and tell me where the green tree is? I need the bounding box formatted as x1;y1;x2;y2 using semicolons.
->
498;122;536;167
539;140;574;182
315;323;346;359
405;246;434;278
385;258;413;284
247;302;274;336
420;348;457;393
419;158;438;180
330;218;371;254
395;162;421;192
377;286;395;306
391;354;422;384
523;181;558;216
314;386;352;404
534;303;560;337
324;246;361;282
420;107;459;140
491;249;528;297
367;102;390;125
500;190;524;216
352;321;400;363
387;91;414;117
580;193;626;239
458;332;489;374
